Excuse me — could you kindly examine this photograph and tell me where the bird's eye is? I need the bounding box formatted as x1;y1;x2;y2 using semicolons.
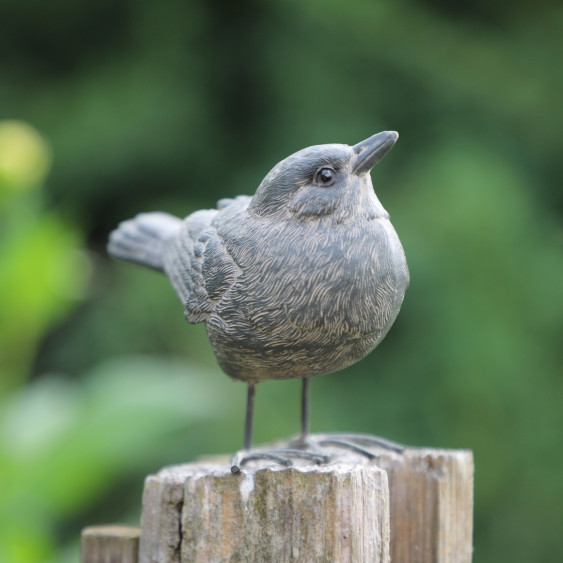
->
316;167;335;185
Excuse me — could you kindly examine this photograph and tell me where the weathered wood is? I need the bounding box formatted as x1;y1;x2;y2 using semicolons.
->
82;446;473;563
80;524;140;563
140;461;390;563
371;448;474;563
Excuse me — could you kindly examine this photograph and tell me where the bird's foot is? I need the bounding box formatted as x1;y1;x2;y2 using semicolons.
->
231;433;405;474
231;448;330;474
301;432;405;459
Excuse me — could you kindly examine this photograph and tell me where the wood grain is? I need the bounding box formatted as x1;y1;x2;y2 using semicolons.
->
81;447;474;563
140;460;390;563
371;448;474;562
81;524;140;563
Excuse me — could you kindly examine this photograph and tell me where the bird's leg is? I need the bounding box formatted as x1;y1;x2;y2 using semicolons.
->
296;377;310;447
291;377;404;456
231;378;329;474
232;382;298;473
294;378;406;457
231;377;405;474
243;381;256;451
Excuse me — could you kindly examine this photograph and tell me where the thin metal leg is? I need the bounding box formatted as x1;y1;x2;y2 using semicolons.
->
243;382;256;451
231;377;405;474
299;377;310;446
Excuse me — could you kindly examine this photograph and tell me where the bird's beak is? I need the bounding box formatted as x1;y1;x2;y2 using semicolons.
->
352;131;398;175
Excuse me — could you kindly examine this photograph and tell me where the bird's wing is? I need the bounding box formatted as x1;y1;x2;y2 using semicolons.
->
163;198;248;324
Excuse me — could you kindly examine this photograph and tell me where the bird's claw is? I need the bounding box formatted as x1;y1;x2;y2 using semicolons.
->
311;432;405;454
231;448;331;474
231;433;405;474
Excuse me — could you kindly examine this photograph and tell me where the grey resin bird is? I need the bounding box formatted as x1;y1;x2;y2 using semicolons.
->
108;131;409;471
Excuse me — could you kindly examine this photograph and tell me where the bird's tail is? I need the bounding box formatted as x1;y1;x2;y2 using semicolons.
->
107;212;182;271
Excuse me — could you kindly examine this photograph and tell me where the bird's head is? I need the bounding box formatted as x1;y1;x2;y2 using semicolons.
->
248;131;398;223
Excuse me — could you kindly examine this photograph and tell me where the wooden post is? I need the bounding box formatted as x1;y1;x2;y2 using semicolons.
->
81;524;140;563
80;446;473;563
140;461;391;563
370;448;474;562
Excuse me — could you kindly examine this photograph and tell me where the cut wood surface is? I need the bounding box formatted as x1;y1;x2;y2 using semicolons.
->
80;524;140;563
140;460;390;563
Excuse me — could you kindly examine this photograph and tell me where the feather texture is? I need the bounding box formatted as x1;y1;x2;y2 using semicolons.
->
108;133;409;383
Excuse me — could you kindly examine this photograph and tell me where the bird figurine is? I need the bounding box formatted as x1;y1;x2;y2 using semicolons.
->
108;131;409;472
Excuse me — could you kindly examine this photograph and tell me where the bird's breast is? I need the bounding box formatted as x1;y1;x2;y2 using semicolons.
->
215;218;407;343
207;216;408;380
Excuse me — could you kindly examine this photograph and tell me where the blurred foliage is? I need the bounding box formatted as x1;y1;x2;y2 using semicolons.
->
0;121;51;195
0;357;239;561
0;0;561;561
0;121;85;393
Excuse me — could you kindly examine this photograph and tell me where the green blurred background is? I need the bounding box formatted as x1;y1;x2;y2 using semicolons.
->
1;0;562;561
